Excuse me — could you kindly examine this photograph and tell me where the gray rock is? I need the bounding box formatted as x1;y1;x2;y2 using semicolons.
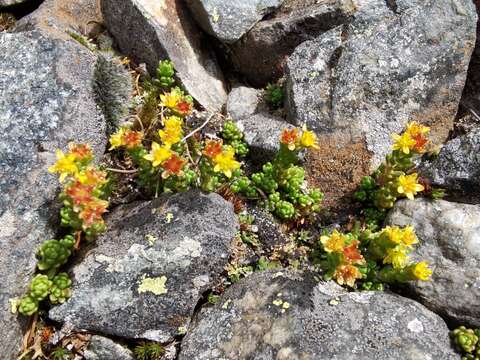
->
49;191;239;342
236;113;293;164
419;128;480;204
14;0;103;40
84;336;134;360
286;0;476;171
0;0;26;7
226;86;261;120
386;198;480;327
185;0;283;44
102;0;227;112
247;205;289;250
229;0;356;86
0;30;107;359
179;270;456;359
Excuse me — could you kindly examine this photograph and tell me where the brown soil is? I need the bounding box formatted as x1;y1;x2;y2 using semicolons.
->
305;134;371;220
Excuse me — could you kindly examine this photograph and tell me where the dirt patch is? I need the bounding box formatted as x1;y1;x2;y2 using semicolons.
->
305;134;371;219
0;12;15;31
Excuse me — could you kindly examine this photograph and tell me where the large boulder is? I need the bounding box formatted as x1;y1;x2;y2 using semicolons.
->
419;128;480;204
49;191;239;342
185;0;283;44
229;0;356;86
286;0;476;206
101;0;227;112
0;30;107;359
386;198;480;327
179;270;456;359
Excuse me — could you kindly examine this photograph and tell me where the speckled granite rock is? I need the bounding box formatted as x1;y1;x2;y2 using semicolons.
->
236;113;293;164
185;0;283;44
247;205;289;250
84;336;134;360
102;0;227;112
49;191;238;342
226;86;261;120
229;0;356;86
286;0;476;195
179;270;456;359
0;30;107;359
386;198;480;327
419;128;480;204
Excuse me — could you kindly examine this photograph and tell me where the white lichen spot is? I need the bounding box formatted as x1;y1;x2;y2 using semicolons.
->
0;210;17;238
145;234;157;246
407;318;424;333
165;212;174;223
282;302;290;310
177;326;187;335
272;272;284;278
273;298;291;313
329;298;340;306
9;298;19;314
138;275;168;295
272;299;283;307
172;237;202;258
222;299;232;309
212;7;220;23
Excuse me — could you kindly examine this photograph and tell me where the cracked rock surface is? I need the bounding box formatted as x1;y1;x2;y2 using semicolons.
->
179;270;456;359
387;198;480;327
49;190;238;343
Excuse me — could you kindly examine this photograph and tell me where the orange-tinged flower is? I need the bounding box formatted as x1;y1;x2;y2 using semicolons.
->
412;261;432;281
213;145;241;178
122;129;143;149
300;126;319;149
397;173;424;200
333;264;362;287
280;128;298;151
176;101;192;116
406;122;429;137
65;180;94;207
391;132;416;154
162;154;186;177
68;143;93;162
320;230;345;253
48;149;78;182
160;88;183;109
77;167;108;187
79;199;108;228
342;240;365;265
203;139;223;158
144;142;173;167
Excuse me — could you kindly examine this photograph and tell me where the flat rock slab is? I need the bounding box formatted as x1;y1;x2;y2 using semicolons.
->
185;0;283;44
419;128;480;204
84;336;134;360
0;30;107;359
179;270;456;359
102;0;227;112
49;191;239;342
386;198;480;327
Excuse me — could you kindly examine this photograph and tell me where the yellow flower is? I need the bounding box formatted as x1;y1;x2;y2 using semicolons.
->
48;149;78;182
400;225;418;247
391;132;416;154
383;247;408;269
397;173;424;200
158;116;183;147
213;145;241;178
333;264;363;287
144;142;173;167
412;261;432;281
382;226;404;244
405;122;429;137
300;126;319;149
320;230;346;253
160;89;182;109
109;128;127;150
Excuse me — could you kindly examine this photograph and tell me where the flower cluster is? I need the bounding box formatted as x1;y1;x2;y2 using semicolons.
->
315;225;432;288
18;144;109;316
452;326;480;359
231;126;323;220
354;122;437;228
49;143;110;237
